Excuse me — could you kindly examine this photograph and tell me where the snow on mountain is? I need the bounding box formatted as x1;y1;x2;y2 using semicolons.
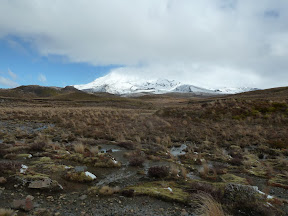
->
213;87;259;94
74;72;257;95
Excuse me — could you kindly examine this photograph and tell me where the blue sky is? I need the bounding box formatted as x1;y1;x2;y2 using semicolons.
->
0;36;119;88
0;1;288;89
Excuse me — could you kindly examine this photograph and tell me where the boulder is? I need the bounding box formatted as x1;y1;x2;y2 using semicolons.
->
28;178;63;191
12;195;34;211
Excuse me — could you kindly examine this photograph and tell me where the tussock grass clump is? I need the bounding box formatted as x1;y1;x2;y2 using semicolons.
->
0;208;16;216
194;193;227;216
99;185;120;196
89;146;99;156
30;142;46;151
88;185;120;196
199;163;218;181
0;161;22;174
73;142;85;154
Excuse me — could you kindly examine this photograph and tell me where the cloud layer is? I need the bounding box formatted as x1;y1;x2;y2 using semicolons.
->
0;0;288;88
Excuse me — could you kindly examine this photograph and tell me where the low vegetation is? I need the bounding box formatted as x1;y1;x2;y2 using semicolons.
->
0;86;287;215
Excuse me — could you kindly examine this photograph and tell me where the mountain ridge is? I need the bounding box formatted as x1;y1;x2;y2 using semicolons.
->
74;73;258;95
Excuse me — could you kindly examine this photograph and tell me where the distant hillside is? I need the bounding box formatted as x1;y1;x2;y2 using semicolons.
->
230;86;288;99
0;85;81;99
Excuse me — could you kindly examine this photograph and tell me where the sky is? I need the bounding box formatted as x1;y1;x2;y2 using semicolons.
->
0;0;288;89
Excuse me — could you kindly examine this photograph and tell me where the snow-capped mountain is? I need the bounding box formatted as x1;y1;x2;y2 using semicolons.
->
74;72;257;95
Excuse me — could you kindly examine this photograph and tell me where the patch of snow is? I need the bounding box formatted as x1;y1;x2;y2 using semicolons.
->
85;171;97;180
74;72;255;95
112;158;118;164
214;87;259;94
20;164;28;174
165;187;173;193
253;186;274;199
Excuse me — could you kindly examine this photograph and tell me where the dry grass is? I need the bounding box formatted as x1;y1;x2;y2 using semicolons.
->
73;142;85;154
194;193;228;216
99;186;120;196
89;146;99;156
169;165;179;177
180;166;187;179
0;208;16;216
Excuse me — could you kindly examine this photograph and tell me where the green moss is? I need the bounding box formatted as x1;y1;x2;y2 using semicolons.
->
87;186;100;195
126;181;190;204
220;174;248;185
15;154;32;159
17;172;49;181
246;167;267;178
39;157;52;162
42;164;69;173
63;153;121;168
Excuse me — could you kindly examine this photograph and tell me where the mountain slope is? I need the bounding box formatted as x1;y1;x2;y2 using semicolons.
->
74;73;257;95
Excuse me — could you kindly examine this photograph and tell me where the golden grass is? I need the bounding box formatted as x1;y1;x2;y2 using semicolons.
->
73;142;85;154
0;208;16;216
89;146;99;156
99;186;120;196
194;193;228;216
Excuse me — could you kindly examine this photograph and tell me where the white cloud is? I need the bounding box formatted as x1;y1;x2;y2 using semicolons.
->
8;69;17;80
0;0;288;88
0;76;18;88
38;74;47;82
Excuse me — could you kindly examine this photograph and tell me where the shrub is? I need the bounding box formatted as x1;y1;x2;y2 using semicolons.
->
30;142;46;151
121;189;135;197
148;166;169;178
229;158;243;166
268;140;288;149
118;141;136;150
0;161;22;174
129;156;145;167
188;181;223;201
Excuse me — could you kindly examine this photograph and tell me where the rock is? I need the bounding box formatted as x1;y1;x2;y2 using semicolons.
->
12;195;34;211
121;189;134;197
28;178;63;191
26;195;34;201
79;195;87;200
181;209;188;216
34;208;52;216
0;177;7;184
47;196;54;200
74;166;88;173
224;183;259;203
